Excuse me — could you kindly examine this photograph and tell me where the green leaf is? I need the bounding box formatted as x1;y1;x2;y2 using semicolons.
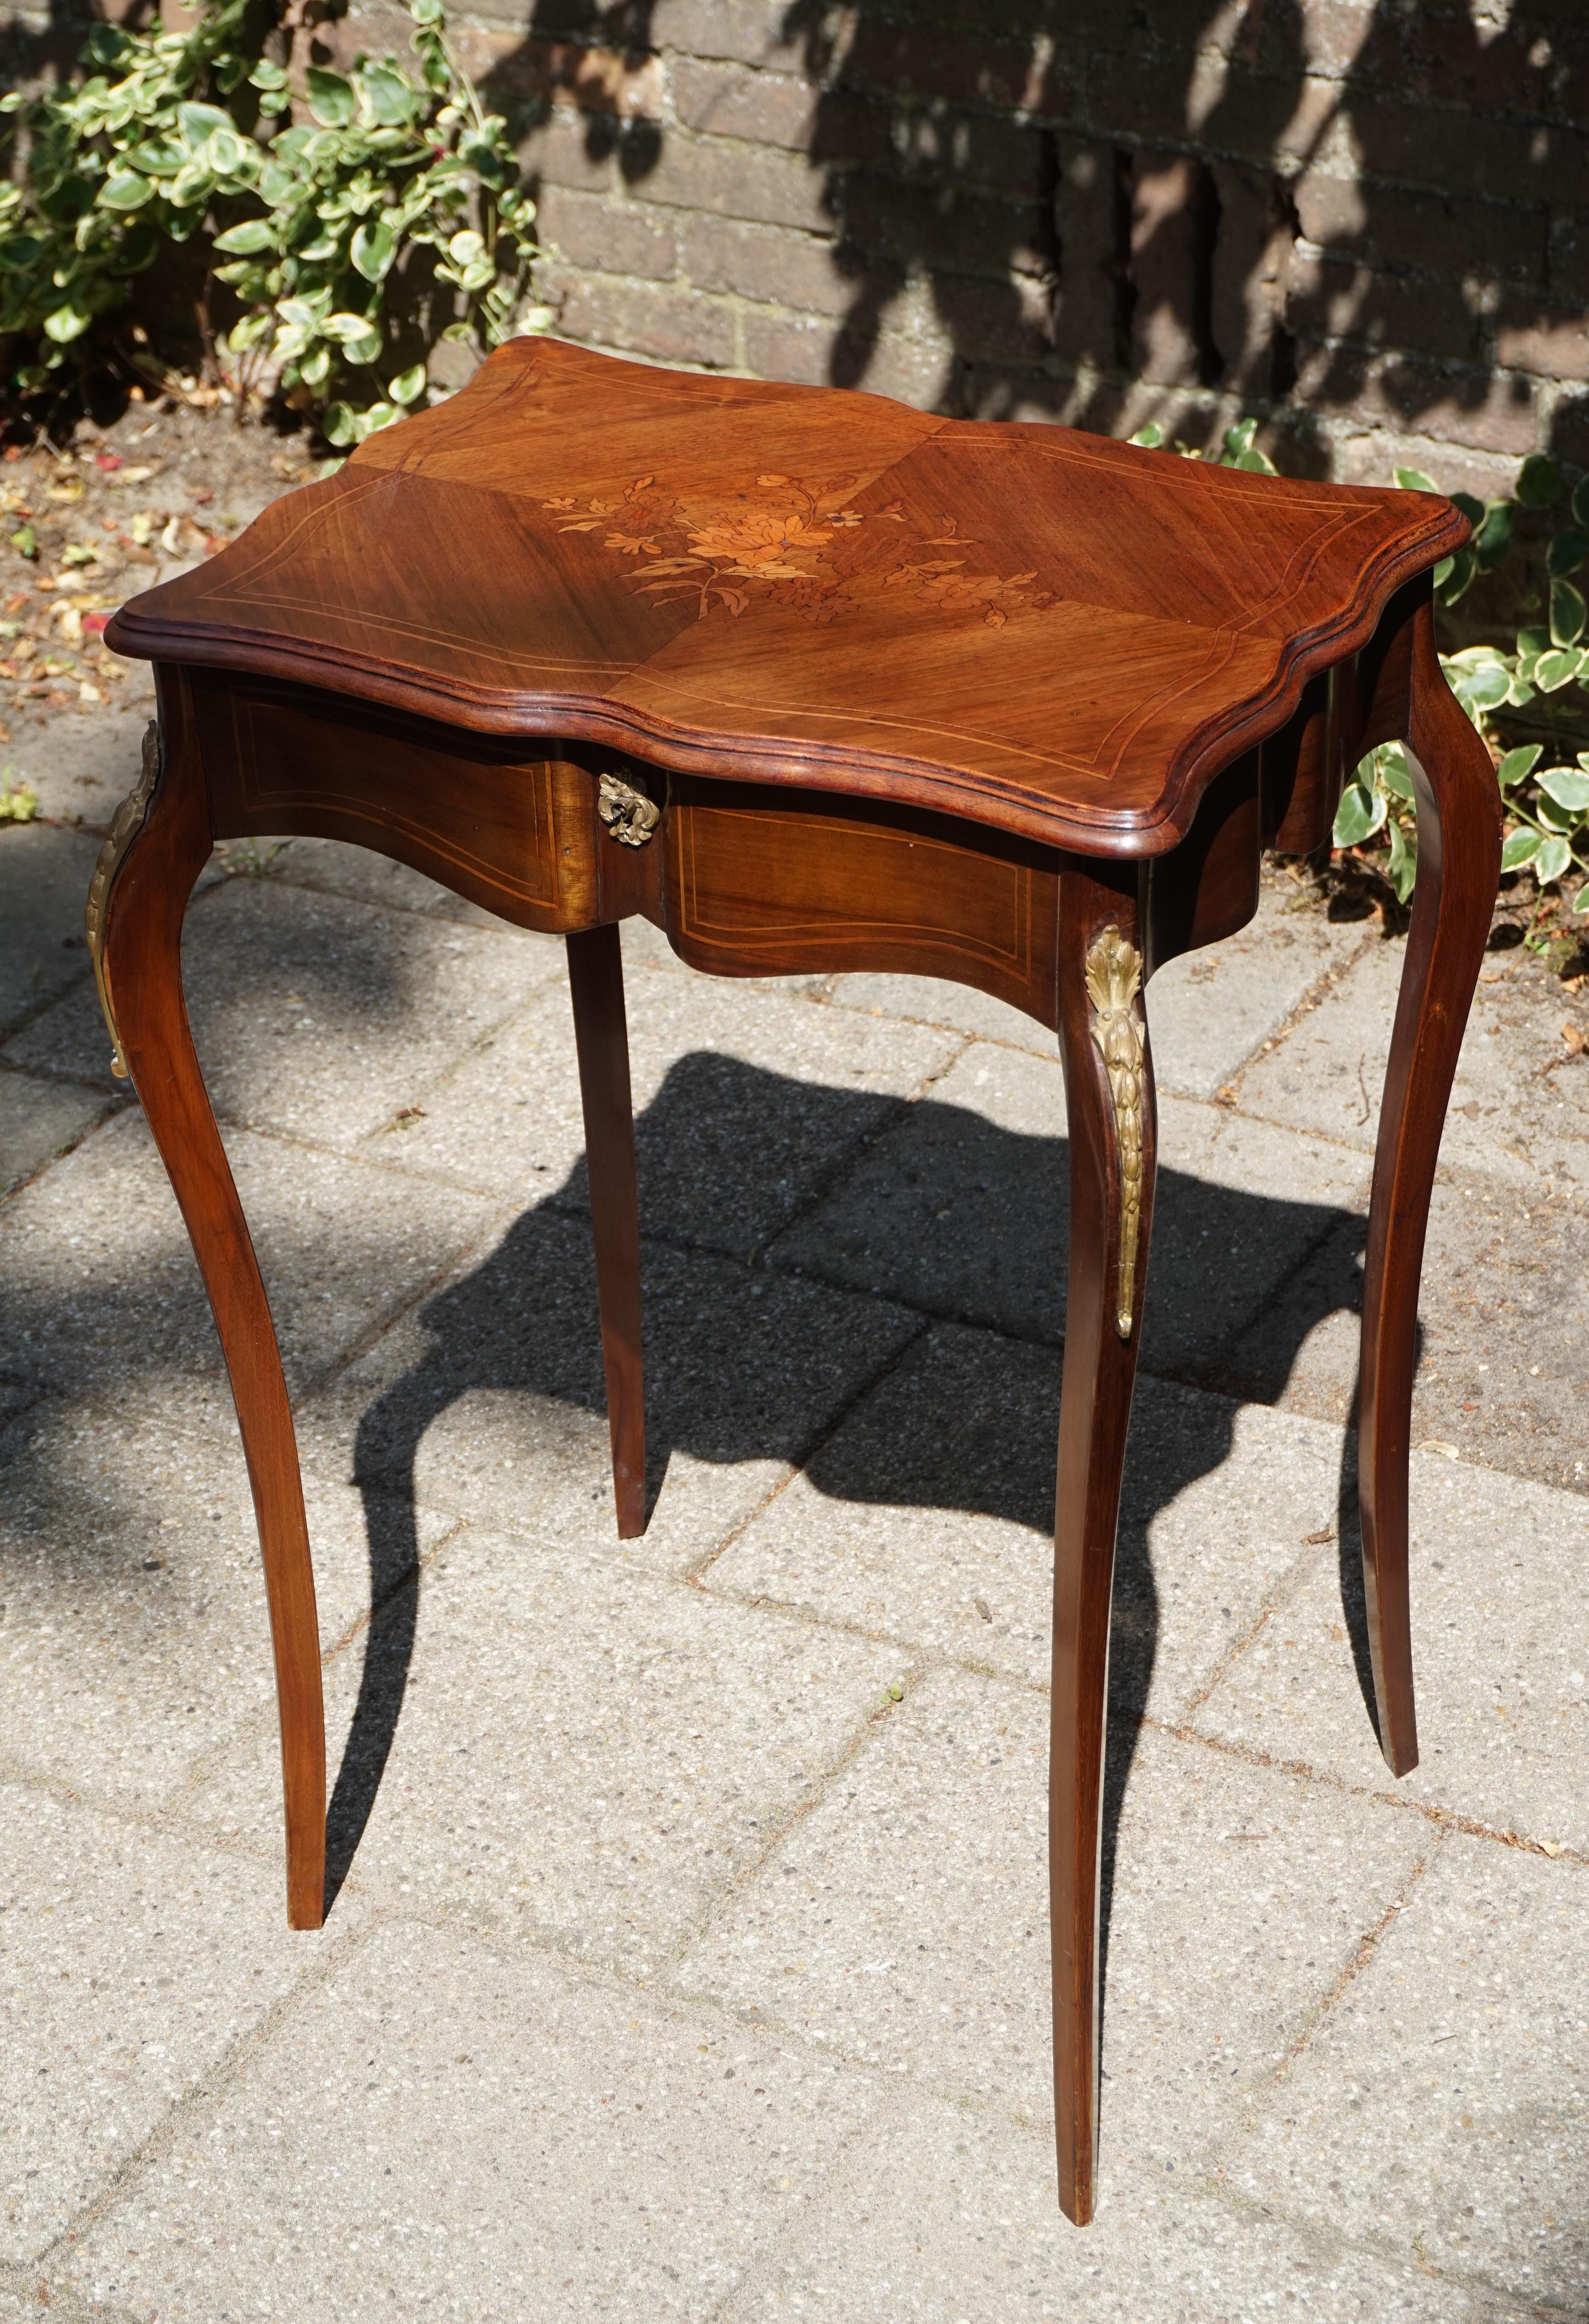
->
1386;814;1417;903
1518;626;1550;660
178;100;233;146
351;219;395;281
99;172;152;210
447;227;485;266
258;162;301;206
323;401;357;446
1450;490;1485;527
1548;527;1589;578
1394;466;1440;493
1473;500;1515;567
9;524;37;559
213;217;276;254
206;126;244;175
1534;647;1583;693
1535;835;1572;884
306;67;356;127
361;62;418;124
388;362;426;404
1333;780;1386;848
1515;452;1561;508
1378;744;1415;801
1550;578;1587;647
300;345;332;386
361;400;398;432
1500;827;1541;871
411;0;443;19
1434;547;1476;604
249;61;289;91
43;304;92;344
1537;765;1589;813
126;138;185;175
1455;661;1512;711
1573;477;1589;531
1235;445;1278;474
1496;745;1542;789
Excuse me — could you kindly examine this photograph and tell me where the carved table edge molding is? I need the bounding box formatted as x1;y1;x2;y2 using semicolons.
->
85;717;162;1080
1085;925;1147;1340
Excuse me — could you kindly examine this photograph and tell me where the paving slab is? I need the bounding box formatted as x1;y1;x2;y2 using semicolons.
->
0;1397;449;1811
371;955;961;1243
1229;1835;1589;2312
191;1524;909;1967
6;874;560;1133
62;1917;879;2323
1143;883;1369;1102
1;705;156;830
226;830;484;917
1238;940;1589;1193
0;1109;500;1401
303;1209;922;1572
1229;1171;1589;1492
708;1342;1342;1712
0;1070;114;1195
0;822;102;1038
0;1781;347;2268
738;2093;1519;2323
1196;1449;1589;1852
771;1042;1369;1378
676;1673;1427;2163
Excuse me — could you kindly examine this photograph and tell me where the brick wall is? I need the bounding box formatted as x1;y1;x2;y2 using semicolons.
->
419;0;1589;496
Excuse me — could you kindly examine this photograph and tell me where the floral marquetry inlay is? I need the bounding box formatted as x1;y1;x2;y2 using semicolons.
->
542;470;1050;630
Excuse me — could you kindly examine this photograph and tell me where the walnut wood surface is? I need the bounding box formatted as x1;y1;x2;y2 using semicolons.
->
95;370;1499;2238
107;337;1463;858
102;667;327;1929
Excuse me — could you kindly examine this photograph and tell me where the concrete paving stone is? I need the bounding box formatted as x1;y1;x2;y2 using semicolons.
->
742;2094;1519;2323
0;1781;346;2267
823;968;1055;1052
1230;1835;1589;2311
1229;1173;1589;1493
7;874;560;1139
0;1396;449;1809
64;1918;880;2323
1196;1451;1589;1852
1144;883;1369;1103
193;1527;910;1968
0;1069;114;1194
771;1042;1369;1377
616;909;829;992
0;822;103;1038
1238;941;1589;1193
0;1108;501;1399
301;1209;922;1572
373;954;960;1243
0;703;155;829
225;830;486;917
708;1339;1340;1711
676;1674;1427;2169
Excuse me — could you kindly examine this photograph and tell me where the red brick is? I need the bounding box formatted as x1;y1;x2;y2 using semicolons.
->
650;0;800;67
838;20;1071;119
1342;92;1575;211
1331;430;1525;499
640;133;831;233
671;59;821;150
1547;395;1589;473
737;309;837;389
1293;341;1541;455
511;111;616;199
1128;153;1216;389
681;216;851;314
1054;138;1126;369
1496;314;1589;384
1209;157;1293;396
887;108;1052;200
738;310;953;410
838;172;1053;284
458;32;663;118
550;273;738;369
534;187;678;282
1284;248;1490;370
1293;170;1547;290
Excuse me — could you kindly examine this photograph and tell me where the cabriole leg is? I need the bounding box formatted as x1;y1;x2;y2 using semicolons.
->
1050;863;1158;2226
93;668;326;1927
1358;600;1502;1775
566;923;646;1538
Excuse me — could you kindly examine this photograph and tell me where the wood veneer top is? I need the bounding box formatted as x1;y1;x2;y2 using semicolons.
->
108;337;1464;853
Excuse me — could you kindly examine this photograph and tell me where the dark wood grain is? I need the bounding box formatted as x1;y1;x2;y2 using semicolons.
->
102;667;327;1928
1050;857;1157;2228
95;358;1494;2236
1356;592;1503;1774
107;337;1464;859
566;923;646;1539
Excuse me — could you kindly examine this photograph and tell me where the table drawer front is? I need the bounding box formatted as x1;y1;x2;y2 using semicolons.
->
194;675;600;933
664;780;1060;1029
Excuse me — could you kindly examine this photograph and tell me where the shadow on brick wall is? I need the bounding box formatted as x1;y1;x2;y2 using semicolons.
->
484;0;1585;482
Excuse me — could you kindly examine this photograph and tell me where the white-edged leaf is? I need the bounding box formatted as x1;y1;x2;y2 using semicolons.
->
1500;827;1541;871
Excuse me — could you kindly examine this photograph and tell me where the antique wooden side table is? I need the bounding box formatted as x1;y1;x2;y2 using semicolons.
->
97;338;1499;2226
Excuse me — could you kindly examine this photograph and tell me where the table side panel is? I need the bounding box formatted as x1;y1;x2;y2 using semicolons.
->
662;776;1062;1030
191;672;601;934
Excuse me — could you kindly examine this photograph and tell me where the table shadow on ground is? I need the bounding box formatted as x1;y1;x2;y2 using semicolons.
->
329;1055;1384;1976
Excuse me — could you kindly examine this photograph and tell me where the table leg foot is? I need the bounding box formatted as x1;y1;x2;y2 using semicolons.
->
1050;867;1159;2227
97;675;326;1927
1360;601;1503;1778
567;924;646;1538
